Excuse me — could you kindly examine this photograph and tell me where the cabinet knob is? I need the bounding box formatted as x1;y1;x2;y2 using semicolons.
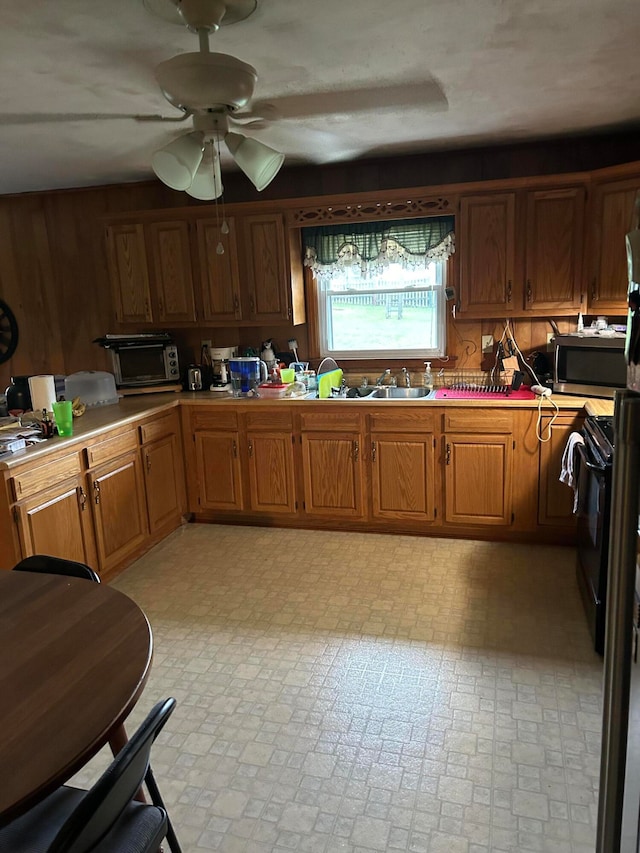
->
526;280;532;302
446;443;451;465
232;440;238;458
146;453;151;473
371;441;376;463
506;280;512;303
248;440;253;458
352;440;359;461
93;480;101;505
249;294;256;314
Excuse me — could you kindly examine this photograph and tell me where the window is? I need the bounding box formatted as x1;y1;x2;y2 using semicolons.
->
303;216;454;360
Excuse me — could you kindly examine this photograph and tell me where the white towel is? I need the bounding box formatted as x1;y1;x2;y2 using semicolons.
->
559;431;585;512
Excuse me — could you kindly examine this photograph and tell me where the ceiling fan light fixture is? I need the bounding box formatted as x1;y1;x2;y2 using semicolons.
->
225;131;284;191
185;145;224;200
152;131;204;190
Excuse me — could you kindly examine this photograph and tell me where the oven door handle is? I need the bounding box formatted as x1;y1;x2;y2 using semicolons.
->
576;442;606;474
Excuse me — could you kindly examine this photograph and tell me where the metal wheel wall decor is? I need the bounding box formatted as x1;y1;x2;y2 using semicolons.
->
0;299;19;364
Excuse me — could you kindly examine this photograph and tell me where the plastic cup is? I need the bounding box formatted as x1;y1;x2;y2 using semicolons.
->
52;400;73;436
280;368;295;384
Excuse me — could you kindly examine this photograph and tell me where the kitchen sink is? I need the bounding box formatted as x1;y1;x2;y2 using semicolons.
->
348;385;433;400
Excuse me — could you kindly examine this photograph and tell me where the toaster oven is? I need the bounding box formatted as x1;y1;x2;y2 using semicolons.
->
95;334;180;388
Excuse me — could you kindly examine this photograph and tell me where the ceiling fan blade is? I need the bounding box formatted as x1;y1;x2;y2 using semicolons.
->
248;78;448;122
0;112;192;126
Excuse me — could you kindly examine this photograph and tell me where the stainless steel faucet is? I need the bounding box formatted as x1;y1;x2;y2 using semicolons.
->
400;367;411;387
376;368;391;386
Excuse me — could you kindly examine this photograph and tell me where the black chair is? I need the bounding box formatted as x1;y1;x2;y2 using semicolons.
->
12;554;101;584
0;698;182;853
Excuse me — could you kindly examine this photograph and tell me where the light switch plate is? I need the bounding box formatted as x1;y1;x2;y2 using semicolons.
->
481;335;494;353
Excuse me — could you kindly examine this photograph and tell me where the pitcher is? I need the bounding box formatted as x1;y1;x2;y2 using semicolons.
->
229;357;268;397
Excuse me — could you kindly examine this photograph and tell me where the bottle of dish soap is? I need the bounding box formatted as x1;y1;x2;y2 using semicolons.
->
423;361;433;391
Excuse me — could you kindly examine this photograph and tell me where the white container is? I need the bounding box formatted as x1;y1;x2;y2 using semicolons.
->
65;371;119;407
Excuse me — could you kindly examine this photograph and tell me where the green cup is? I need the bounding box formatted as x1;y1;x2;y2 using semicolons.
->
52;400;73;437
280;368;295;384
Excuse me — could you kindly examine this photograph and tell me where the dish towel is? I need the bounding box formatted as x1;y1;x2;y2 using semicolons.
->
559;431;585;512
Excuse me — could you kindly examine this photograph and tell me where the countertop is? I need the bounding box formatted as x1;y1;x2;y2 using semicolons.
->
0;389;612;471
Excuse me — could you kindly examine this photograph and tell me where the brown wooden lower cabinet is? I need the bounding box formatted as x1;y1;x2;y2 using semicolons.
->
538;414;583;526
13;476;97;568
88;449;148;575
300;431;365;518
370;432;436;521
1;401;585;577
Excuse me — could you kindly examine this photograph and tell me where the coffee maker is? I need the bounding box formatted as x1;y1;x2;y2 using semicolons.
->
209;346;236;393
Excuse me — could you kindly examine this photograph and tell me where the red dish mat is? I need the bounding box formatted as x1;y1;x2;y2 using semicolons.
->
434;388;536;400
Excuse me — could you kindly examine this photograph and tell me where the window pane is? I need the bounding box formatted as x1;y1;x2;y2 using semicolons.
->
319;262;446;358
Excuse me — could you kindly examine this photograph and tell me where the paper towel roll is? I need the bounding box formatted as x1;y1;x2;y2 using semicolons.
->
28;375;57;414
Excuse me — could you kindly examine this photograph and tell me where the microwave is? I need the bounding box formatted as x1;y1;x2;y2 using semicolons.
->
553;333;627;398
95;334;180;388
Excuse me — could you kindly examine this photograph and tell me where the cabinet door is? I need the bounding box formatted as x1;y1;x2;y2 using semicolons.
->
444;434;513;525
194;431;243;510
146;220;196;323
459;194;516;315
196;216;242;322
142;433;183;533
524;188;585;312
242;214;291;323
300;431;364;518
90;451;148;574
538;415;582;527
590;177;640;311
247;432;296;514
105;223;153;324
14;478;97;569
371;433;436;521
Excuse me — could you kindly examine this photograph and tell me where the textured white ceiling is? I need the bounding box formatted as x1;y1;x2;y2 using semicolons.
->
0;0;638;194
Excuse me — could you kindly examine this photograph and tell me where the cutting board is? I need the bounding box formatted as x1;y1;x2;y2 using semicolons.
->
317;369;343;399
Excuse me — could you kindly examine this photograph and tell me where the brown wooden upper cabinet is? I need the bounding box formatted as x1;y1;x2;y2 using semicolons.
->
458;186;586;317
106;219;196;325
589;175;640;313
106;210;305;327
195;215;243;323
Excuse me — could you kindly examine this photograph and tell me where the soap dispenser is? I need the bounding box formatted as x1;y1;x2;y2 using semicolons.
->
423;361;433;391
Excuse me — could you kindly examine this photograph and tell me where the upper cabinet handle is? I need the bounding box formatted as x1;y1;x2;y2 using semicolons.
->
526;280;532;302
506;280;512;302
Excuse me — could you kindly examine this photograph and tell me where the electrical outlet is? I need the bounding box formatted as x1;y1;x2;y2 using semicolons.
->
481;335;494;354
201;339;212;352
546;332;554;351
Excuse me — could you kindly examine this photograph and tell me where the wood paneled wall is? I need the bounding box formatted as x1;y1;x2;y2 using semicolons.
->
0;127;637;393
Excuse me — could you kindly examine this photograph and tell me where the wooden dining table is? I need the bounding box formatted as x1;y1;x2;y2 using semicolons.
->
0;570;153;827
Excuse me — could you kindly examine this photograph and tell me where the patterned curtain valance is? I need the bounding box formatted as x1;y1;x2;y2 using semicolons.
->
303;215;455;281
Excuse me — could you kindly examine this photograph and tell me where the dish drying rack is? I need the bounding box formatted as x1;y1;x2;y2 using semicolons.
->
441;370;510;394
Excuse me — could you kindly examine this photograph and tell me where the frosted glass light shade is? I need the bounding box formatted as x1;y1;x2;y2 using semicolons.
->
225;132;284;191
185;148;224;200
152;131;204;191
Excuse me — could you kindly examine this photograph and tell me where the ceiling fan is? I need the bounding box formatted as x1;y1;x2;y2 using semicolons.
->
2;0;449;197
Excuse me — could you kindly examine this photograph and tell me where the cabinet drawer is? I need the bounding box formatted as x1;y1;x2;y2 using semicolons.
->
11;453;82;501
245;410;293;431
85;430;138;467
369;410;436;433
443;411;513;433
191;409;239;432
299;411;362;431
139;410;179;445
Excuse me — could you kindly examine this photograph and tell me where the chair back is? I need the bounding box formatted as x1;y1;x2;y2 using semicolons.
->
13;554;100;583
48;698;176;853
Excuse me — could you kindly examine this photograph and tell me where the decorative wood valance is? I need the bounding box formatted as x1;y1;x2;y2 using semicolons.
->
289;195;455;227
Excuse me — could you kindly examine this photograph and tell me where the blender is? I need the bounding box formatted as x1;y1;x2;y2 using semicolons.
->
209;346;236;393
229;357;268;397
